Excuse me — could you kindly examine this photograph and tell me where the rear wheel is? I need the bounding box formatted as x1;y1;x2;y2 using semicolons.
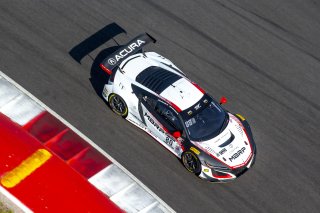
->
108;93;128;118
181;151;201;175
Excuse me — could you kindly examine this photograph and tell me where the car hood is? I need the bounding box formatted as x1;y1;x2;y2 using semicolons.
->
193;113;253;169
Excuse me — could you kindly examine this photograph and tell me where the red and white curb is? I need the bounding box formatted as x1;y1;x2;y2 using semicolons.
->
0;71;174;213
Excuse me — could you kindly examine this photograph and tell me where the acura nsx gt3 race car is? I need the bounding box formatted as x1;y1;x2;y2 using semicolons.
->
99;33;256;182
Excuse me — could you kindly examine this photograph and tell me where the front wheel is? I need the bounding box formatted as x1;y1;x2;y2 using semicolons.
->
181;151;201;175
108;93;128;118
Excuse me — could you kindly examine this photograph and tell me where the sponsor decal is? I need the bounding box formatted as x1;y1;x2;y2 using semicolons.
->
185;117;196;128
205;146;216;155
145;113;166;134
108;58;117;65
190;147;200;155
229;147;246;162
205;146;227;157
216;148;227;157
194;103;201;110
108;39;146;64
165;136;174;146
203;168;209;172
102;87;109;97
145;113;174;147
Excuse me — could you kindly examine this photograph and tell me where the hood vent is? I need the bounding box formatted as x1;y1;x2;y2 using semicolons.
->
136;66;181;94
218;132;235;148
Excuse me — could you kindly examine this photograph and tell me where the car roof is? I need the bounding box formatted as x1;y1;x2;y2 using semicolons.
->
159;78;203;111
119;53;204;111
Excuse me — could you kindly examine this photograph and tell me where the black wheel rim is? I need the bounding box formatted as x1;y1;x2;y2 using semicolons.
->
112;96;125;114
183;153;198;172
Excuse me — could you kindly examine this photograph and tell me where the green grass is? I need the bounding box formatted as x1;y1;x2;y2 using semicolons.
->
0;201;12;213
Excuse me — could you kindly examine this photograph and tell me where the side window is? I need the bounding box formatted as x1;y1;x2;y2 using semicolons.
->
142;95;157;109
155;102;182;131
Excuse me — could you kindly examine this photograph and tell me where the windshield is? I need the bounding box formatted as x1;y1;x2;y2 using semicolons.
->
183;101;227;141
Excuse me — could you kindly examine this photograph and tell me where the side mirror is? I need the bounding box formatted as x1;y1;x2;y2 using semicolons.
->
172;131;181;139
219;96;227;105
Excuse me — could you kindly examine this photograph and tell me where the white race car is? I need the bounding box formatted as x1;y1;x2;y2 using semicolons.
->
99;33;256;182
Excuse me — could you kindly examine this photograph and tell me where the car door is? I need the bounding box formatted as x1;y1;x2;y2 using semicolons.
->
140;96;184;156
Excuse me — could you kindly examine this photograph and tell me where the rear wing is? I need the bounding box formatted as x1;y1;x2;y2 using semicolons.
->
100;33;156;74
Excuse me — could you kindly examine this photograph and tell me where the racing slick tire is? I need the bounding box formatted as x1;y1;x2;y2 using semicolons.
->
108;93;128;118
181;151;201;175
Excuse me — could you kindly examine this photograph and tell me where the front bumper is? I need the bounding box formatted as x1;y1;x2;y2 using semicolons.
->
196;114;257;183
199;152;256;182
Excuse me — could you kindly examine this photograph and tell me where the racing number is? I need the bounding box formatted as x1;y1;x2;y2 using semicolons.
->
165;136;173;147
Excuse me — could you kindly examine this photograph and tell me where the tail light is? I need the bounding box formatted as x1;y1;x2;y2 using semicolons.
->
100;64;112;75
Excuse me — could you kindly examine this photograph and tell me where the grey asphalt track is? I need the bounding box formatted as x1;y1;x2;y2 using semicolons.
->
1;0;320;212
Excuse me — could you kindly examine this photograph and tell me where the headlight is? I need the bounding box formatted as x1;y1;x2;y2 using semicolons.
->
202;160;231;172
204;161;214;168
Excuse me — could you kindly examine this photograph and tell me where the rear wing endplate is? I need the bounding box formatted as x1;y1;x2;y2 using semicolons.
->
100;33;156;74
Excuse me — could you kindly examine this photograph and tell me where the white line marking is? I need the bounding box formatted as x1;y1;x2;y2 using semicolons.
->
0;186;33;213
0;71;175;212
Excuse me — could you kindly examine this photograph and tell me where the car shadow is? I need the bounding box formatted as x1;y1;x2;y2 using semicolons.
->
69;22;126;63
69;22;127;98
89;46;121;98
